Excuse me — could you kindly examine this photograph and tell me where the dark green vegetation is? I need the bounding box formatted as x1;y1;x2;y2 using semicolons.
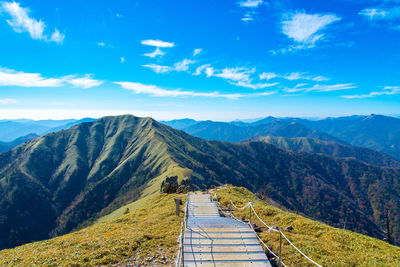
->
247;136;400;168
0;133;39;153
0;115;399;250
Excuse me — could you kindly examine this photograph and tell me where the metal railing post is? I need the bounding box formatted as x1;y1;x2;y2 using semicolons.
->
279;230;282;266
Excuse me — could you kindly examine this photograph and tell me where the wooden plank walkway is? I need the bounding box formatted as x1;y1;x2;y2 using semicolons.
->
183;193;272;267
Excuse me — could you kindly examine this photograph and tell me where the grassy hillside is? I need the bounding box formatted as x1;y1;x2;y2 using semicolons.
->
216;186;400;267
247;135;400;168
1;186;399;266
0;192;186;266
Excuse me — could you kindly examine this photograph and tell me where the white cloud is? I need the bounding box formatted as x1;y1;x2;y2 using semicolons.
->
359;7;400;20
193;64;211;76
231;80;279;89
285;83;356;93
0;68;63;87
239;0;263;8
115;81;245;99
193;48;202;57
144;47;165;58
283;72;329;81
1;1;65;44
64;74;104;89
259;72;278;80
0;68;103;88
281;11;341;49
141;39;175;48
0;98;17;104
116;13;123;18
214;67;255;82
49;29;65;44
121;57;125;63
259;71;329;82
341;86;400;98
142;64;172;73
241;12;255;22
97;42;106;47
174;59;196;72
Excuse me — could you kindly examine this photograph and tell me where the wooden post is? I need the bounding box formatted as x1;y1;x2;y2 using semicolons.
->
174;197;182;216
279;230;282;266
249;205;252;225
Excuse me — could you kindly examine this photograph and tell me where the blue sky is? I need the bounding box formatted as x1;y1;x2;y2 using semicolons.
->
0;0;399;120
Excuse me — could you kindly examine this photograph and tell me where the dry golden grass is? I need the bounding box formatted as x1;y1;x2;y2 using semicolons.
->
215;185;400;267
0;193;186;266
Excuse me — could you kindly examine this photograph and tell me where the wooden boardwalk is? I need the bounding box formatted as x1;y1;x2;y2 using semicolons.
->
183;193;272;267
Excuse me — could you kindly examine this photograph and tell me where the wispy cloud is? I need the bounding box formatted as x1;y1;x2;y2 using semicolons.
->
0;98;17;104
259;71;329;82
174;59;196;72
0;1;65;44
231;80;279;89
359;7;400;20
259;72;278;80
142;64;172;73
213;67;255;82
341;86;400;98
193;48;202;57
144;47;165;58
239;0;263;8
276;11;341;52
141;39;174;48
64;74;104;89
97;42;113;48
285;83;356;93
115;81;246;99
121;57;125;63
0;67;103;88
194;66;279;89
143;59;196;73
193;64;211;76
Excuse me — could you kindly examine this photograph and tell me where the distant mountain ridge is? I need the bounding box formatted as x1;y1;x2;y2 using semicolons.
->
164;114;400;160
246;135;400;168
0;118;96;142
181;119;346;143
0;133;40;153
0;115;399;250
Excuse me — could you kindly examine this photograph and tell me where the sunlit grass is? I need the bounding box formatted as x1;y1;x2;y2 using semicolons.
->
0;193;186;266
215;185;400;267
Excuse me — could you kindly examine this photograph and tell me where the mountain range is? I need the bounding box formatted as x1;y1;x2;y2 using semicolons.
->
0;133;40;153
163;114;400;160
246;136;400;168
0;118;96;142
0;115;399;250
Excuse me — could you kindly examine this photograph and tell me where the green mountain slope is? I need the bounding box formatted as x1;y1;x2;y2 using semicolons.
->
0;115;399;250
247;135;400;168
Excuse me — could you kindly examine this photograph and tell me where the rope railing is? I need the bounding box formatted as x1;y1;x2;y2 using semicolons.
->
229;198;323;267
175;195;188;267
